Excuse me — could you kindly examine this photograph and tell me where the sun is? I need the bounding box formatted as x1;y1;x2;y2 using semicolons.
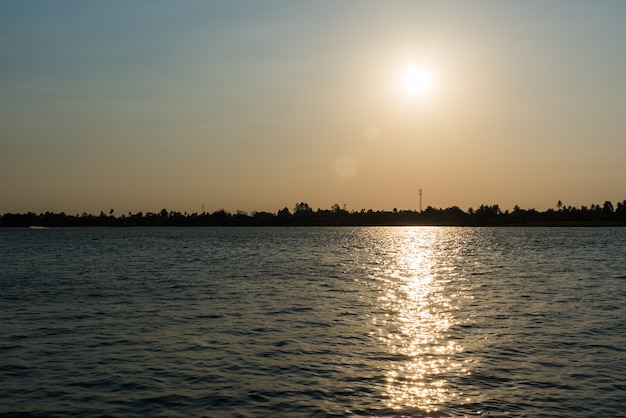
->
401;66;432;96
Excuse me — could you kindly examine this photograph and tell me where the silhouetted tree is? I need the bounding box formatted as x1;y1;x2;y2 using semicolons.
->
616;200;626;220
277;207;291;218
475;204;502;225
294;202;312;214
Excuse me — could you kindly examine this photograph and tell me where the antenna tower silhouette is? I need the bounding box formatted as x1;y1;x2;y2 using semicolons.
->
418;188;423;212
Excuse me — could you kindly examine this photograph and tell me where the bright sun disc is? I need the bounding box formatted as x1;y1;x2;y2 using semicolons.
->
402;66;432;96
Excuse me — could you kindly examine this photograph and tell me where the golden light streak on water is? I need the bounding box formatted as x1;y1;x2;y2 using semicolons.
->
373;228;468;412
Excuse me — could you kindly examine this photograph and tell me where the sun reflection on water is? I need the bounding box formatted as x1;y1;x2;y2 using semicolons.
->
371;228;468;413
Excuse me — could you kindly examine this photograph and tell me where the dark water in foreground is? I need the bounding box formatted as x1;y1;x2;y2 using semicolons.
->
1;227;625;417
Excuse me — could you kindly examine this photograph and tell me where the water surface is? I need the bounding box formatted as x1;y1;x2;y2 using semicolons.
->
1;227;625;416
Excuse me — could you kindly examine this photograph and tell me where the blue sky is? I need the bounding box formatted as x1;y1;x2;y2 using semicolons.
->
2;1;625;214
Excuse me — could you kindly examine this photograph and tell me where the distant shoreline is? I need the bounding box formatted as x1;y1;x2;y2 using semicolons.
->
3;200;626;227
11;219;626;228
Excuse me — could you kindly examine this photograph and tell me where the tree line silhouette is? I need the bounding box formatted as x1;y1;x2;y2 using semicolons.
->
2;200;626;227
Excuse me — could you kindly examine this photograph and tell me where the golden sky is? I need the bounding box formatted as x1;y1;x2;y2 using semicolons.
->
2;1;625;214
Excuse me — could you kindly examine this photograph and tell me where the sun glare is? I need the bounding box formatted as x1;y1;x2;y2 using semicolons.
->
402;66;432;96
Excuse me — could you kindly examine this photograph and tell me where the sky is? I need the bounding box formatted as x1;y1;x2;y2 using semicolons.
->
2;1;625;215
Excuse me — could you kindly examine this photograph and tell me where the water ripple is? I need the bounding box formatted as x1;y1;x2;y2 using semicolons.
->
1;227;625;416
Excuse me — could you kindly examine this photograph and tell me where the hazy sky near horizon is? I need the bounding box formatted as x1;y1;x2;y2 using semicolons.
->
2;1;625;215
